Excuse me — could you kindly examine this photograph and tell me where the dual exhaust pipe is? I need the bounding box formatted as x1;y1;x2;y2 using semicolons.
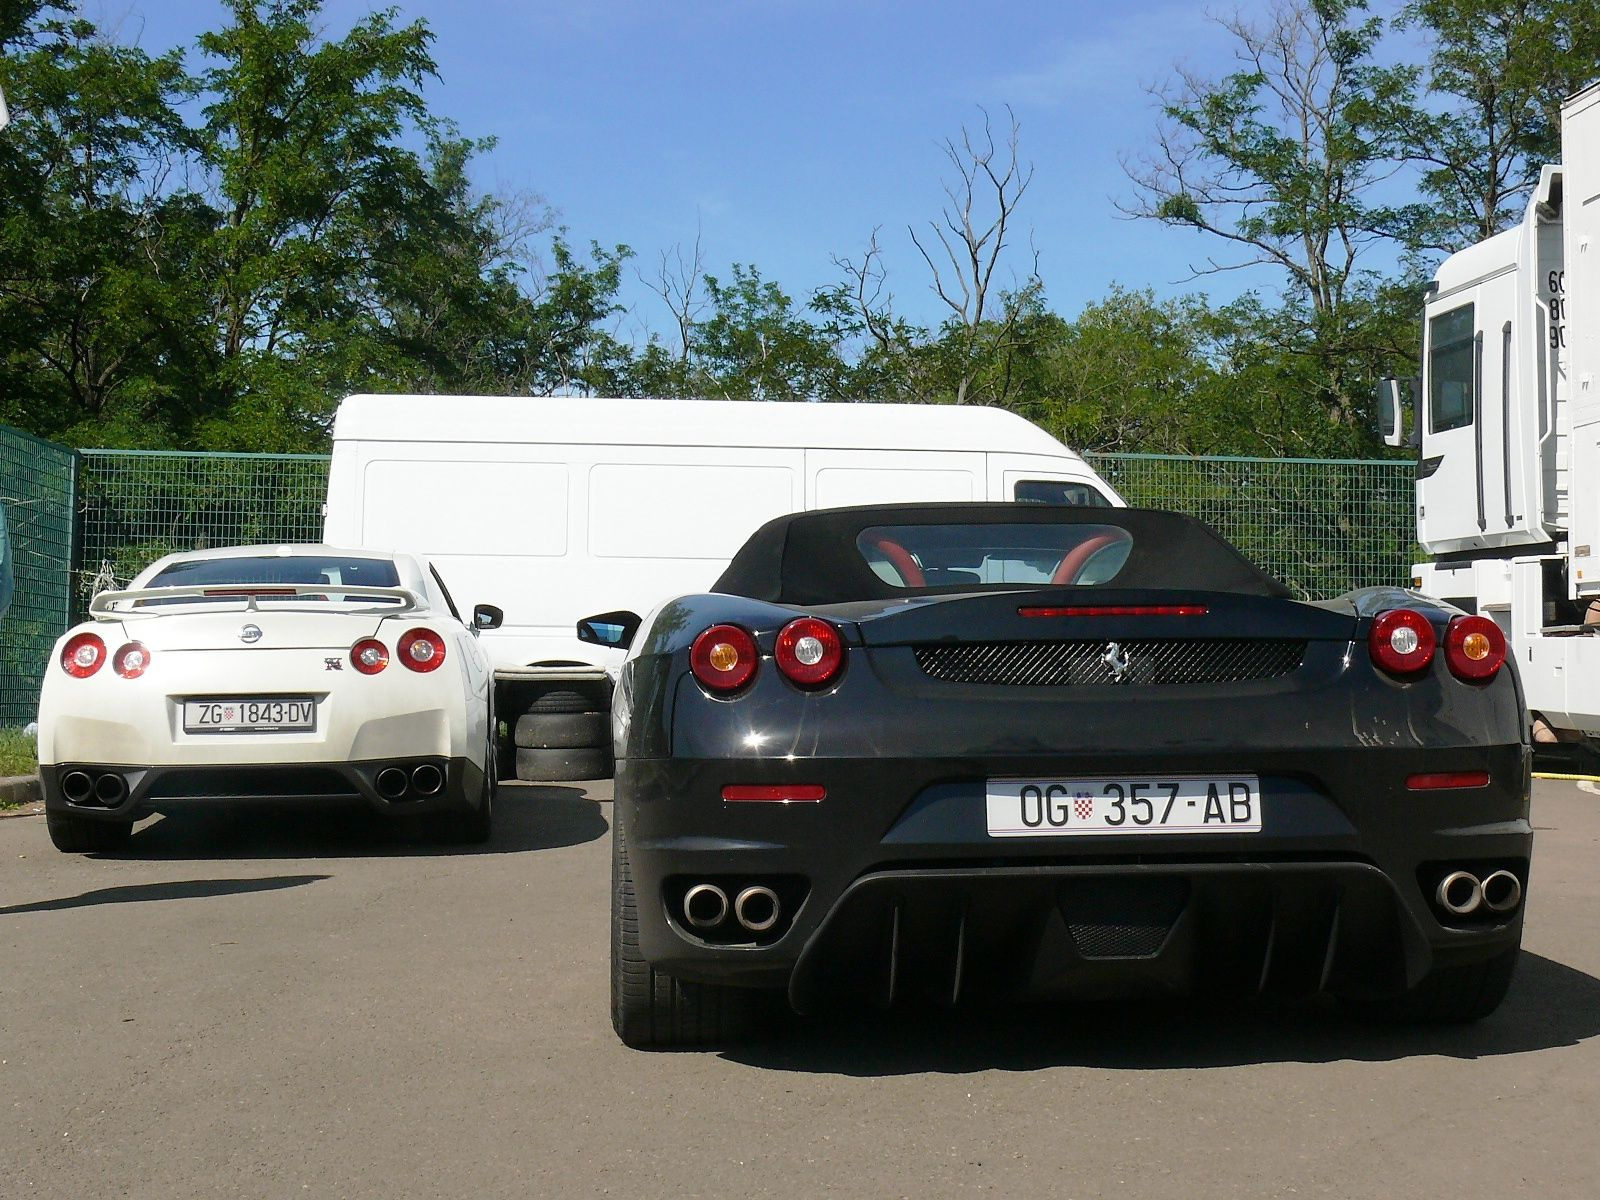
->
60;770;128;807
375;763;445;801
683;883;781;934
1436;869;1522;918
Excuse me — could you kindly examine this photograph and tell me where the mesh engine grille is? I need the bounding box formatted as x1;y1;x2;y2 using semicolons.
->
914;639;1306;686
1068;922;1172;958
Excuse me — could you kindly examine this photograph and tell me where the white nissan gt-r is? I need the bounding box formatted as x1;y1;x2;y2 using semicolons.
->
37;545;501;853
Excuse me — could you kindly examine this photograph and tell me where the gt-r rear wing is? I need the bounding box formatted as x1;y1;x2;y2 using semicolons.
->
88;584;426;619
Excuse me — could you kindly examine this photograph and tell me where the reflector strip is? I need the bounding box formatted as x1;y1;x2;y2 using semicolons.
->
1019;604;1209;618
722;784;827;803
1406;771;1490;791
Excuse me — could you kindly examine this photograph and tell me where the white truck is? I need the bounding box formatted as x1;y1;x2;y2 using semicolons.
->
1382;81;1600;767
323;395;1120;779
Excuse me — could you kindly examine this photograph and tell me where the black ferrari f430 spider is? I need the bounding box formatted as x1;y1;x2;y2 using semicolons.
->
581;504;1532;1048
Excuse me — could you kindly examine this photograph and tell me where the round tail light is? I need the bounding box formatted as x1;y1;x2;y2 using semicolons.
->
113;642;152;679
1369;608;1436;676
690;624;758;693
398;628;447;673
1444;614;1506;681
61;632;107;678
774;617;844;687
350;638;389;675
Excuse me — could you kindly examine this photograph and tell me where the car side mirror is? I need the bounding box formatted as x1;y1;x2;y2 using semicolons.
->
577;609;641;650
473;604;504;631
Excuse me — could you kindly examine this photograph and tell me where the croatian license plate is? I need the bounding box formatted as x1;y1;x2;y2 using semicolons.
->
986;775;1261;837
183;698;316;733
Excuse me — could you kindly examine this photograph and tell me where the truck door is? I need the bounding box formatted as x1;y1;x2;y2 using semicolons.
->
1418;278;1515;554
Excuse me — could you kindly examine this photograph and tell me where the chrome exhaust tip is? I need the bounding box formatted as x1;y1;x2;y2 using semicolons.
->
93;773;128;806
734;885;781;933
375;767;409;800
410;763;444;796
61;771;93;804
1436;870;1483;917
683;884;730;929
1480;869;1523;914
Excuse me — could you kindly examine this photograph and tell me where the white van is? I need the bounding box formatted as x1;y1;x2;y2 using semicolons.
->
324;395;1120;778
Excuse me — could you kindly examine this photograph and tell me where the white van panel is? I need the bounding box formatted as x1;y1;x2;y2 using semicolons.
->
588;463;796;559
362;459;569;557
808;450;983;507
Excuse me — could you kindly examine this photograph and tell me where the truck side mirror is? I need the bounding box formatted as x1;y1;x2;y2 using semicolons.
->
473;603;504;631
577;610;641;650
1377;377;1418;449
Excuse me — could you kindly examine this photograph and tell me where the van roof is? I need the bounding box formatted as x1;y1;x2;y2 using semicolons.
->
331;395;1082;458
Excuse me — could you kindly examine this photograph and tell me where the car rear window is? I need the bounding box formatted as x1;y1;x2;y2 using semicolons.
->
857;523;1134;589
149;555;401;589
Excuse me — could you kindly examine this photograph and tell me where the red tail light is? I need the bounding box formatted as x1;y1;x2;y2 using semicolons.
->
350;638;389;675
1443;615;1506;682
61;632;107;678
774;617;844;687
112;642;152;679
1368;609;1436;676
690;624;758;693
398;628;447;673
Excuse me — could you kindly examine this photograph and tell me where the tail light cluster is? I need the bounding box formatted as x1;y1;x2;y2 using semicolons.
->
58;628;448;679
690;618;845;695
351;628;447;675
60;633;150;680
1368;609;1506;682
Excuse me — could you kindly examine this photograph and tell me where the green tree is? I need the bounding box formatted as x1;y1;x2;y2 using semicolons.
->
1122;0;1417;436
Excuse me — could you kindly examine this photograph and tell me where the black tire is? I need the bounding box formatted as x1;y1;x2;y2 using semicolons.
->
611;825;758;1049
429;743;495;846
513;711;608;749
1345;945;1520;1024
46;811;134;854
515;745;611;782
524;688;599;715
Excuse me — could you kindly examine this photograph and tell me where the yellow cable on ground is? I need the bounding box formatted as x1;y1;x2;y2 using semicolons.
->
1532;772;1600;782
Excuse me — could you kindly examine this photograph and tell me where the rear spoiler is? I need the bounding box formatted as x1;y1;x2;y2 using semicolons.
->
88;584;425;620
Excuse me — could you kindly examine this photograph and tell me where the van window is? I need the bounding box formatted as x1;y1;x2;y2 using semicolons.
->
588;463;795;559
1014;479;1110;506
1429;305;1476;433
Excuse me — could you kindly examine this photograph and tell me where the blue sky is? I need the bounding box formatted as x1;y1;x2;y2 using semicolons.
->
86;0;1364;343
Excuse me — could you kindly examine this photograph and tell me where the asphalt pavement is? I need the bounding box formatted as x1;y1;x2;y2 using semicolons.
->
2;778;1598;1199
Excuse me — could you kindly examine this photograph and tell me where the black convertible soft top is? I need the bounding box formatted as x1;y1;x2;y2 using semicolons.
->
712;503;1293;605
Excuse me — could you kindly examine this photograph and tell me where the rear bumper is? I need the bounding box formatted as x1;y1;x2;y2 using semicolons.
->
42;756;482;820
617;745;1532;1009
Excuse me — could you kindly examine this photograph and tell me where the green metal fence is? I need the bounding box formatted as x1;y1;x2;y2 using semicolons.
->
0;425;77;723
76;450;331;601
1086;453;1415;600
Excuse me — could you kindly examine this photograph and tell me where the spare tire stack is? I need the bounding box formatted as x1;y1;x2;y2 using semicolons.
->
513;682;612;781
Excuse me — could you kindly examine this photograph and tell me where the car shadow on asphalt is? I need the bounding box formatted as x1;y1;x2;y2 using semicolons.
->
0;874;330;916
95;783;609;860
720;951;1600;1073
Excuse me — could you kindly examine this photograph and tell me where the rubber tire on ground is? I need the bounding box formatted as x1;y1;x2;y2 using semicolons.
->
515;745;611;782
513;710;607;750
428;738;495;845
611;825;759;1049
1345;945;1520;1024
524;688;598;715
46;811;134;853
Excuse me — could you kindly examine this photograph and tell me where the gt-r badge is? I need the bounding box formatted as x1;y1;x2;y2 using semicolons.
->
324;657;343;671
1102;641;1131;683
239;624;263;644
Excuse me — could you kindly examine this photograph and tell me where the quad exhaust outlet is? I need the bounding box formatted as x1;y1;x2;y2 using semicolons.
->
734;885;781;932
683;884;730;929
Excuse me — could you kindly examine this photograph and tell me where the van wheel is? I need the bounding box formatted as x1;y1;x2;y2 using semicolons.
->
516;745;611;782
